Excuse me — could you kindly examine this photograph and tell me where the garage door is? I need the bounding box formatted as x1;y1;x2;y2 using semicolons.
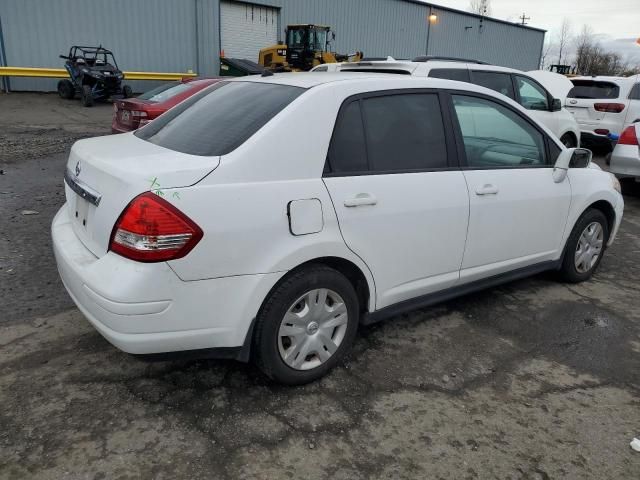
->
220;1;279;62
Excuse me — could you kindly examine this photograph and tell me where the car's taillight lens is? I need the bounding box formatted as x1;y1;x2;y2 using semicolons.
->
131;110;148;118
109;192;203;262
594;103;625;113
618;125;639;146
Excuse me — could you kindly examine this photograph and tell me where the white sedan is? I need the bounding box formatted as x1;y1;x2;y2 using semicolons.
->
52;73;624;385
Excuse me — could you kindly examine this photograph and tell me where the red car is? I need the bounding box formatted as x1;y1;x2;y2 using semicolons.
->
111;77;222;133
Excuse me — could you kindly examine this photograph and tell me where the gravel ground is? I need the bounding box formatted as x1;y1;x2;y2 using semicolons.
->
0;93;639;480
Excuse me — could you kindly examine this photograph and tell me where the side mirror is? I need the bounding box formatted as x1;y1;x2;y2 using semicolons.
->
570;147;592;168
550;98;562;112
553;147;592;182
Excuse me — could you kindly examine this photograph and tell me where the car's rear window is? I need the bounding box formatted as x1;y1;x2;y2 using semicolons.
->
135;81;304;156
568;80;620;99
137;82;195;103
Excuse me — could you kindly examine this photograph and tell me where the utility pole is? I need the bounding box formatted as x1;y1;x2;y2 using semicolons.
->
519;13;530;25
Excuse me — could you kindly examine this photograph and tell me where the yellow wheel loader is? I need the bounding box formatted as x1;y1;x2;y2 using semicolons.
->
259;24;363;72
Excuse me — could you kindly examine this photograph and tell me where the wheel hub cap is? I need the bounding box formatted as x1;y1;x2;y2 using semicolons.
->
278;288;349;371
574;222;604;274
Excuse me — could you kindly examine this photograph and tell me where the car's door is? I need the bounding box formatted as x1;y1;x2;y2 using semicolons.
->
449;93;572;283
513;75;559;137
323;91;469;309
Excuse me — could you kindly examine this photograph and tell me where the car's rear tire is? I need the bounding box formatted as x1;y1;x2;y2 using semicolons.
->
559;209;609;283
560;133;577;148
57;79;75;99
81;85;94;107
122;85;133;98
253;265;359;385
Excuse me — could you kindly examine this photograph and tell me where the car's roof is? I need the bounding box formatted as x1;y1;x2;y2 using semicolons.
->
570;75;638;84
185;77;223;86
231;71;514;98
325;60;532;78
232;72;402;88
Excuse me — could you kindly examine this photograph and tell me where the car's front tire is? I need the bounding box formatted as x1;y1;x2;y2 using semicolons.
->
560;132;577;148
253;265;359;385
559;209;609;283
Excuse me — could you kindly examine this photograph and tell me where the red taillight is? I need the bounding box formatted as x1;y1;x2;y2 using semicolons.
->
109;192;203;262
618;125;639;146
594;102;625;113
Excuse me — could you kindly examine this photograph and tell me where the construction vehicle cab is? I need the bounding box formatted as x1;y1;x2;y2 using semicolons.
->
258;24;362;72
286;24;331;70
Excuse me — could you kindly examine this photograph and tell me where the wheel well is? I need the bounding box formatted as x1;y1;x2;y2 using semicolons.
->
587;200;615;236
561;131;577;144
289;257;371;314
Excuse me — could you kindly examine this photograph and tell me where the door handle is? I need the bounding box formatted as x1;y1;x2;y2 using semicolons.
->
344;193;378;207
475;184;499;196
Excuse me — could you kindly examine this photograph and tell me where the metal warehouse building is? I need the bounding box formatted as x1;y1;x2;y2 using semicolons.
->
0;0;545;91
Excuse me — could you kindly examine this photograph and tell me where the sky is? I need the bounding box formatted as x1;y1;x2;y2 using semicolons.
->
427;0;640;64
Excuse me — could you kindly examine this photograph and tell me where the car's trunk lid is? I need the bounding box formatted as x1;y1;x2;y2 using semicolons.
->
64;133;219;257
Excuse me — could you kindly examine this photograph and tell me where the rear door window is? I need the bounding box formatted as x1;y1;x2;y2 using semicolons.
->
326;101;368;173
568;80;620;99
428;68;470;83
361;94;448;171
470;71;515;99
628;83;640;100
325;92;448;175
136;82;304;156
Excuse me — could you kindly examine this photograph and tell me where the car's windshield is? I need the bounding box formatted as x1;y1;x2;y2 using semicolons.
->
135;81;304;156
77;50;116;68
138;82;195;103
568;80;620;99
287;28;306;48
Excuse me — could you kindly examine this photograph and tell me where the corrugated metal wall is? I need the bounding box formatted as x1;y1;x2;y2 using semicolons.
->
0;0;201;91
279;0;429;61
426;8;544;71
0;0;545;92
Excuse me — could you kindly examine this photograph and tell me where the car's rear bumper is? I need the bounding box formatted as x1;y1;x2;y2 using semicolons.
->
580;132;613;149
52;204;281;355
610;144;640;178
111;120;132;134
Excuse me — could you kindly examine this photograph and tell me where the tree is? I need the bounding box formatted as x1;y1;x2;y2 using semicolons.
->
540;38;553;70
571;24;638;76
556;18;572;66
468;0;492;16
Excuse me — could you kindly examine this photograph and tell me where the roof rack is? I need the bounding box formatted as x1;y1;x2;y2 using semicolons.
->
411;56;488;64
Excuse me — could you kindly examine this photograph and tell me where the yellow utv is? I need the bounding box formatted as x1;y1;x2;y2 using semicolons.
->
259;24;363;72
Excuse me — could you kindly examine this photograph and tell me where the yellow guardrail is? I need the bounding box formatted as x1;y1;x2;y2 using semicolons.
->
0;66;197;81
